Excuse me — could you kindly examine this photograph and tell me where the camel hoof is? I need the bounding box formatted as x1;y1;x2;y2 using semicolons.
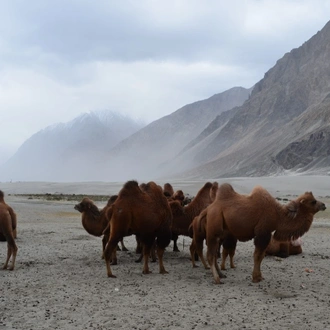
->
193;265;198;268
252;276;264;283
219;272;227;278
204;266;210;270
160;270;168;274
110;260;118;265
142;270;152;274
108;274;117;278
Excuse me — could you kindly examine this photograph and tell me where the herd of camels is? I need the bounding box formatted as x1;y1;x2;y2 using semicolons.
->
0;180;326;284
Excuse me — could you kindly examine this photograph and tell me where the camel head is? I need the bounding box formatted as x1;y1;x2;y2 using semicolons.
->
74;197;96;213
298;191;326;213
274;191;326;241
0;190;4;203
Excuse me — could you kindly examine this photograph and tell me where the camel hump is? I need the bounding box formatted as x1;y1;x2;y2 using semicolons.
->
216;183;236;199
120;180;141;197
0;190;4;202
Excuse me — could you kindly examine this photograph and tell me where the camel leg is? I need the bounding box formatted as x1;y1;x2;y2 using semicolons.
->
195;238;209;269
189;242;198;268
120;239;129;252
150;241;157;262
229;248;236;269
220;248;229;270
142;243;152;274
157;246;168;274
172;233;180;252
104;239;119;278
207;239;224;284
277;243;290;258
110;249;118;265
3;244;12;270
252;234;271;283
3;236;17;270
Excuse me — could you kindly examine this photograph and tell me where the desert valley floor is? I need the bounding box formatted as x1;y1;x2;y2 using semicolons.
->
1;176;330;330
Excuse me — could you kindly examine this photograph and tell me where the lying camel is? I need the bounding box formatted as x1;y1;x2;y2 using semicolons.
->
170;181;218;252
265;234;302;258
206;183;326;284
0;190;18;270
74;195;127;262
103;180;172;278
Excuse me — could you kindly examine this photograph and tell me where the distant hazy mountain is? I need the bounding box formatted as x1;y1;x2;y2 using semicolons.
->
0;111;145;182
97;86;252;181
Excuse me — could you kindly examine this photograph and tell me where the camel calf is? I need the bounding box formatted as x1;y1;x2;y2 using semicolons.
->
0;190;18;270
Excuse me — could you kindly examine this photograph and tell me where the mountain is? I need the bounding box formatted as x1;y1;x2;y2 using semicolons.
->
97;87;252;181
168;20;330;179
3;20;330;183
0;111;145;182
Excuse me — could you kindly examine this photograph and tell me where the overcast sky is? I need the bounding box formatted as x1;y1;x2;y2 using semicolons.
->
1;0;329;164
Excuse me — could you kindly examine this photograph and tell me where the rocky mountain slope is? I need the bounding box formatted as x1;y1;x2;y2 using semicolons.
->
170;20;330;179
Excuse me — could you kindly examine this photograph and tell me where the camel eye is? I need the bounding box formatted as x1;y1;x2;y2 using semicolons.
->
311;200;317;205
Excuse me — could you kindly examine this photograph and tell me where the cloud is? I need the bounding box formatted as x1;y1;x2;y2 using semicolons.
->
0;0;329;164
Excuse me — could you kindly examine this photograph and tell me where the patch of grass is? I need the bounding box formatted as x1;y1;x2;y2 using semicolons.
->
14;193;110;202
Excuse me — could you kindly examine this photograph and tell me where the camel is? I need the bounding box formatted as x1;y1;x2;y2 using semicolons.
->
162;183;185;205
103;180;172;278
74;195;127;263
265;234;302;258
205;183;326;284
163;183;175;198
0;190;18;270
188;213;209;269
189;209;237;271
169;181;218;252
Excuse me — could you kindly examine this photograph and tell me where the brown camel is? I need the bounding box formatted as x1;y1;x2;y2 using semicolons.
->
103;180;172;278
265;234;302;258
188;213;209;269
163;183;174;197
74;195;127;263
189;209;237;271
169;181;218;252
0;190;18;270
206;183;326;284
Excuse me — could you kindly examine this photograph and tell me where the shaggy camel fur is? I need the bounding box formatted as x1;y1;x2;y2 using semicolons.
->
103;180;172;278
169;181;218;252
74;196;127;263
206;183;326;284
0;190;18;270
265;234;302;258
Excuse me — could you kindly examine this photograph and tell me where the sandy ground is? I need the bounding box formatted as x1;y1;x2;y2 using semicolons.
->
1;176;330;330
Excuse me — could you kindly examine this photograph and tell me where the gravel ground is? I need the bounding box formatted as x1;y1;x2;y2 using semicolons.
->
1;177;330;329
